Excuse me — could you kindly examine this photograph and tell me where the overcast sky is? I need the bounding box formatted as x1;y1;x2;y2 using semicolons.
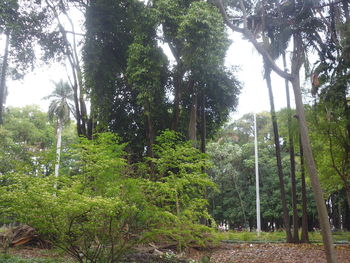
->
3;30;295;120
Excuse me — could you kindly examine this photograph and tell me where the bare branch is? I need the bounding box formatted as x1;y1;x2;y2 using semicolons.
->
239;0;248;29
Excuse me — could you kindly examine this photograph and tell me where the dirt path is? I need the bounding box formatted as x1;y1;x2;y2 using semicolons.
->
186;243;350;263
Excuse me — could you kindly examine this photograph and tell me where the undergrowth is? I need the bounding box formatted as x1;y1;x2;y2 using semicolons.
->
215;230;350;243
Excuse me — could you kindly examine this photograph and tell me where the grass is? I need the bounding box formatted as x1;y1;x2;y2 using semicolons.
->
215;230;350;243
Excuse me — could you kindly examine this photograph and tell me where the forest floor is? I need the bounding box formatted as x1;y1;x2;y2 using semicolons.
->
3;242;350;263
184;242;350;263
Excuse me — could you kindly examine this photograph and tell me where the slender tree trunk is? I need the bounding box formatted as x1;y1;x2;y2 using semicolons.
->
172;65;183;131
200;92;206;153
344;185;350;212
299;134;309;242
188;87;197;142
63;4;88;137
291;33;336;261
292;75;337;262
45;0;88;137
145;100;155;158
0;33;10;125
342;0;350;22
265;63;292;243
214;2;337;259
55;119;63;178
231;174;247;227
283;53;299;243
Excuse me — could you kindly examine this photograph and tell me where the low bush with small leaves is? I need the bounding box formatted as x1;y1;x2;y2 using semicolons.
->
0;132;218;262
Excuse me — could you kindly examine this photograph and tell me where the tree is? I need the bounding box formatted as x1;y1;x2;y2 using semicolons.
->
43;0;90;138
264;63;292;242
213;1;337;261
0;105;56;177
45;80;74;177
0;0;43;124
310;0;350;212
0;33;9;125
207;113;317;231
84;0;240;160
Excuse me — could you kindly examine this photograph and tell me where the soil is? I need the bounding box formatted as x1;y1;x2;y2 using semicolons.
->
5;243;350;262
184;243;350;263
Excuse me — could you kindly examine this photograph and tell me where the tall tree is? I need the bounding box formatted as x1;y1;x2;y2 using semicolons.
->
43;0;90;138
45;81;74;177
311;0;350;211
0;33;9;125
213;0;337;261
0;0;45;123
264;62;292;242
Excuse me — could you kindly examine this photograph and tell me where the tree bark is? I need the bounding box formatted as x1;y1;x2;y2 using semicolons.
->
145;100;155;159
171;64;183;131
45;0;88;137
265;63;292;243
343;0;350;22
299;134;309;243
291;31;337;262
54;119;63;178
188;86;197;142
0;33;10;125
283;53;299;243
292;75;337;263
200;92;206;153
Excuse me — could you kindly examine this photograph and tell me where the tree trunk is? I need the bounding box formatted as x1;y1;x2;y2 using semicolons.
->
54;119;63;178
291;75;337;263
344;185;350;212
171;65;183;131
45;0;88;137
0;33;10;125
342;0;350;23
299;134;309;243
283;53;299;243
200;92;206;153
188;87;197;142
291;31;337;261
145;100;155;158
214;2;337;260
265;63;292;243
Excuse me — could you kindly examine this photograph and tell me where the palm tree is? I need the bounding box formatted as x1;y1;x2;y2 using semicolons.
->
45;80;74;177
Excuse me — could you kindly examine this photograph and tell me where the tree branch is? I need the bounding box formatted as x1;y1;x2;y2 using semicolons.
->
213;0;293;81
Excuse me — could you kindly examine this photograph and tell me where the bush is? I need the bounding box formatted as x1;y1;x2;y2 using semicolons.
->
0;132;218;262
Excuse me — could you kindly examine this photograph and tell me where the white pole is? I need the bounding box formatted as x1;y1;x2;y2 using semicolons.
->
254;112;261;235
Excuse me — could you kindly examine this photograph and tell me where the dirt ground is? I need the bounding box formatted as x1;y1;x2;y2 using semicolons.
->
185;243;350;263
7;243;350;262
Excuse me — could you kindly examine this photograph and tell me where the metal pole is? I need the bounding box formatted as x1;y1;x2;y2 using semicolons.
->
254;112;261;235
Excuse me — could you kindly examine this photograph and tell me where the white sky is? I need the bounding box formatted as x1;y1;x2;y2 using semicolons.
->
3;30;295;120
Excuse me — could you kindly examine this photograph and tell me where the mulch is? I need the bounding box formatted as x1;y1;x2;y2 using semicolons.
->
184;243;350;263
4;242;350;262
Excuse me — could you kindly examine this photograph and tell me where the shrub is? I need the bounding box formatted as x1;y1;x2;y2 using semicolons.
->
0;132;218;262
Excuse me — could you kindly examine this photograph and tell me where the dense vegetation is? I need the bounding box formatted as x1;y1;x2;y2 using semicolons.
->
0;1;350;263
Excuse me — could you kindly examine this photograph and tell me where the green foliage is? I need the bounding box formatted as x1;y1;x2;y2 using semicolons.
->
44;81;74;125
207;113;317;230
215;230;350;243
1;131;218;261
0;106;55;176
178;1;230;78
